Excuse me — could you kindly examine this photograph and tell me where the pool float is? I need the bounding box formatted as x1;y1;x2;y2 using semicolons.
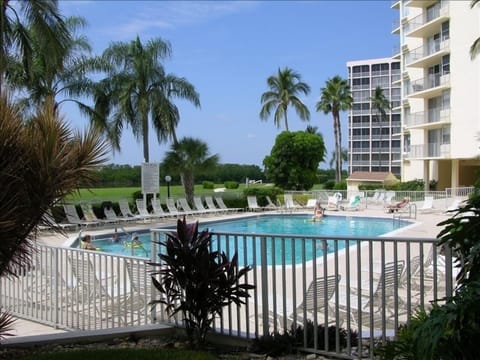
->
123;241;143;249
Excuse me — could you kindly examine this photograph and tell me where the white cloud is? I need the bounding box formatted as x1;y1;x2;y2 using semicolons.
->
102;1;258;40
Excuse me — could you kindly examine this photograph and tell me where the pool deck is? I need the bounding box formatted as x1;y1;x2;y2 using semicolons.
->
11;201;452;339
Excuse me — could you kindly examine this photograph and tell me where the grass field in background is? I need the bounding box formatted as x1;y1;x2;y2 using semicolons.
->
66;184;245;203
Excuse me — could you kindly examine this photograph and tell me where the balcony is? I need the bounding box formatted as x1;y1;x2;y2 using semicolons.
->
405;142;451;159
405;4;449;38
404;39;450;68
404;108;451;128
392;45;401;59
407;73;450;98
405;0;438;8
391;0;400;9
392;19;400;34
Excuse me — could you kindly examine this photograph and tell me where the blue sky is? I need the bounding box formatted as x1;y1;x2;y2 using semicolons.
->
59;1;398;168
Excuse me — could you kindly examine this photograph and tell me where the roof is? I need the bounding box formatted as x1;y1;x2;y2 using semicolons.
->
347;171;397;182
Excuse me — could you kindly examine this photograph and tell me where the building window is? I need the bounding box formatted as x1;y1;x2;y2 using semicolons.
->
441;21;450;41
442;54;450;75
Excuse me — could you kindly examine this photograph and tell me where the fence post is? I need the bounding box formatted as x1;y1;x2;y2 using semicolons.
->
260;236;269;336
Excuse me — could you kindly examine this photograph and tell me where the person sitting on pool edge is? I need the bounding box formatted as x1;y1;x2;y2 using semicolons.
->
312;200;326;220
80;234;97;250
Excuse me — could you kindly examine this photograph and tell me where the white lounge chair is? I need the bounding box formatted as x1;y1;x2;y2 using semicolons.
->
63;204;100;228
337;261;405;329
177;198;200;216
135;199;160;220
247;196;264;212
445;197;465;213
81;203;118;225
118;199;145;221
215;196;241;212
418;196;434;213
166;198;183;216
266;196;281;210
284;194;301;211
341;195;362;211
193;196;217;215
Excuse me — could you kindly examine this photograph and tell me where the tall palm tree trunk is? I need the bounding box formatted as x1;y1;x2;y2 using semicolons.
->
284;112;289;132
333;111;342;182
142;112;149;163
182;171;195;205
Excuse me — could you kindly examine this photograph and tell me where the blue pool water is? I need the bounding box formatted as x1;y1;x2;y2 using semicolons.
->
87;214;411;264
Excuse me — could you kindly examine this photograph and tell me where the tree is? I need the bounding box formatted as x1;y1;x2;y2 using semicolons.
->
328;148;348;169
0;0;70;91
316;75;352;182
369;86;390;170
161;137;219;205
93;36;200;162
0;96;108;338
259;67;310;131
263;130;326;190
471;0;480;59
7;16;103;116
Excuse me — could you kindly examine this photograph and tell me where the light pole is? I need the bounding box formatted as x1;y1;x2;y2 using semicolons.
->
165;175;171;199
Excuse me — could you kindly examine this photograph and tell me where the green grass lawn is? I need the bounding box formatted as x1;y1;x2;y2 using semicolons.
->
66;184;245;203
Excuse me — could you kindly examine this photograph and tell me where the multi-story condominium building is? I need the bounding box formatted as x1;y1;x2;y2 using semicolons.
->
392;0;480;190
347;58;402;178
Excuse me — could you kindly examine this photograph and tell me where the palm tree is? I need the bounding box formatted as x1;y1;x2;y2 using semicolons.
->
369;86;391;171
0;0;70;91
0;95;108;337
471;0;480;59
161;137;219;205
7;16;104;116
316;75;352;182
259;67;311;131
328;148;348;170
93;36;200;163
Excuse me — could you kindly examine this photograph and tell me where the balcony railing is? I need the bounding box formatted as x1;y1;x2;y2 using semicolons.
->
404;108;450;127
408;73;450;95
404;39;450;66
405;143;451;158
404;3;449;36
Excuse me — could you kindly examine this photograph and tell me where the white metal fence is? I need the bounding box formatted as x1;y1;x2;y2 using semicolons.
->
0;227;456;359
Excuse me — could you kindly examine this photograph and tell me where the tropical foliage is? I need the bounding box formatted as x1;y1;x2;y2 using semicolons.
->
263;130;326;190
471;0;480;59
259;67;310;131
92;36;200;163
161;137;219;205
316;76;352;183
7;16;103;116
149;218;254;347
0;0;70;90
0;96;108;337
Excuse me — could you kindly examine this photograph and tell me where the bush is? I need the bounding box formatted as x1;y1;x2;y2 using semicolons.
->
333;181;347;190
224;181;239;189
359;184;382;191
202;181;214;189
250;322;358;357
148;218;254;348
323;180;335;190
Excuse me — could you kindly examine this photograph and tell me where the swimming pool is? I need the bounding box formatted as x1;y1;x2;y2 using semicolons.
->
86;214;412;264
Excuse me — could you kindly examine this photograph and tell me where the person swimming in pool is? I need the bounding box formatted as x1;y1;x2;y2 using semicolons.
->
80;234;97;250
312;200;326;220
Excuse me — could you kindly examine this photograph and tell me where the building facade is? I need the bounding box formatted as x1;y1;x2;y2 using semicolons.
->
392;0;480;190
347;58;402;178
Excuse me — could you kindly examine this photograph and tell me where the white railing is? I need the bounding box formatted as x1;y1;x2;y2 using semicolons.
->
1;219;460;359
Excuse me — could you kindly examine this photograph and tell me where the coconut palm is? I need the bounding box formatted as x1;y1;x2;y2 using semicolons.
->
93;36;200;162
0;0;70;90
369;86;391;170
0;95;108;338
259;67;311;131
7;16;104;116
316;75;352;182
471;0;480;59
161;137;219;205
